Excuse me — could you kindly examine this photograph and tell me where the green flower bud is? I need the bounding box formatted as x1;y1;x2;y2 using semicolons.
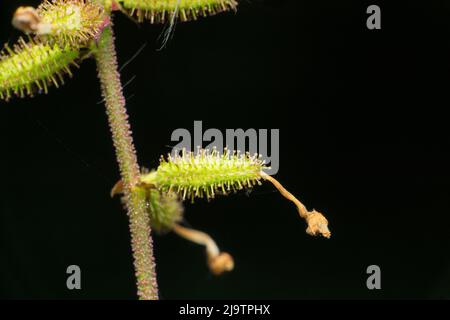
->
0;38;79;100
140;148;267;202
146;189;184;232
13;0;108;48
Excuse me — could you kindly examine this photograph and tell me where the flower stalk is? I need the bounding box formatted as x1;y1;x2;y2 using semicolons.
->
260;172;331;238
95;24;158;300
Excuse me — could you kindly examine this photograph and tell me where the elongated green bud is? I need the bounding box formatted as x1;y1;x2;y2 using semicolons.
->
140;148;266;201
0;38;79;100
118;0;238;23
13;0;108;47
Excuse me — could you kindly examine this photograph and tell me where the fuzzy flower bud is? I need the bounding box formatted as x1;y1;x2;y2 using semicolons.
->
0;38;79;100
140;148;267;202
13;0;108;47
146;189;184;232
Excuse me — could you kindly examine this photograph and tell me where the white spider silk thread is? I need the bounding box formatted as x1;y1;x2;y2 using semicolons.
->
158;0;181;50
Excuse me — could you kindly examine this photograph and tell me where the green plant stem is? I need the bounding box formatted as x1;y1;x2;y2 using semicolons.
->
95;25;158;300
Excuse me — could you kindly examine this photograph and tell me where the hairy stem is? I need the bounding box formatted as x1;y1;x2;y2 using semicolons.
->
95;25;158;299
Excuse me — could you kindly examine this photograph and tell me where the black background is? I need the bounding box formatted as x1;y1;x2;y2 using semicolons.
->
1;0;450;299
